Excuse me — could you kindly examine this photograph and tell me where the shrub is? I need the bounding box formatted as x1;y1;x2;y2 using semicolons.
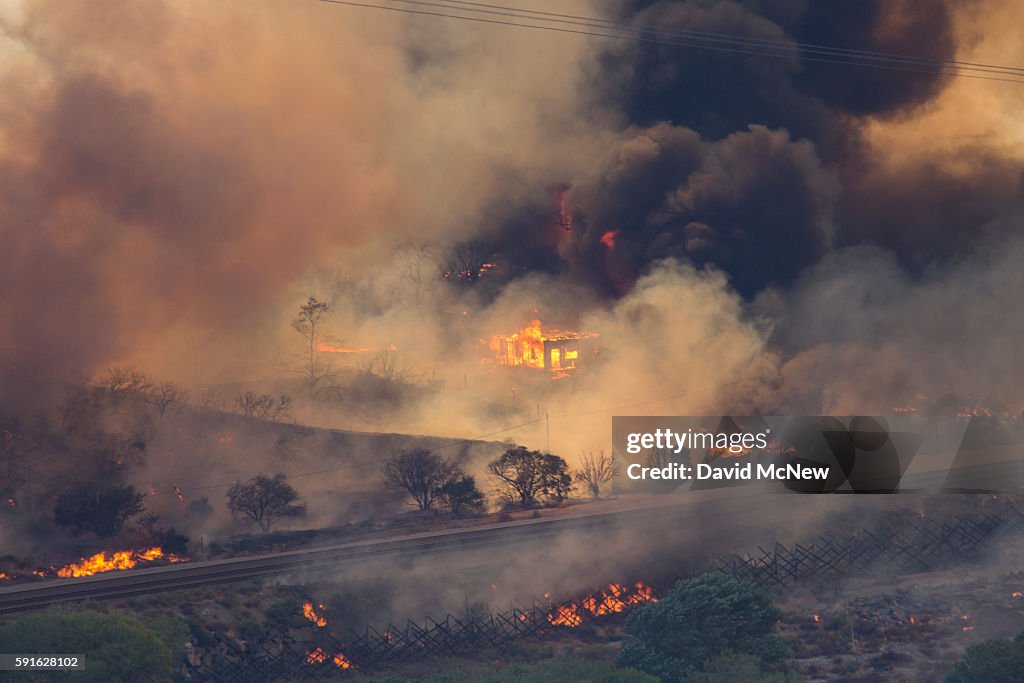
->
617;572;786;682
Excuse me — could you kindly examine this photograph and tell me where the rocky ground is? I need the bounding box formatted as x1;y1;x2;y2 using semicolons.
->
776;567;1024;682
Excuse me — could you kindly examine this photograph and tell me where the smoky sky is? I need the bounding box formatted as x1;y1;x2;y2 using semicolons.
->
0;0;1023;412
487;0;1021;298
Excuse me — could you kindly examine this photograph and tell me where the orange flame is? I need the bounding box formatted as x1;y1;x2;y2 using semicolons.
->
306;647;326;664
547;582;656;628
56;547;165;578
0;572;8;580
547;603;582;628
600;230;619;248
317;342;370;354
489;319;597;373
333;652;354;669
302;602;328;628
812;614;821;623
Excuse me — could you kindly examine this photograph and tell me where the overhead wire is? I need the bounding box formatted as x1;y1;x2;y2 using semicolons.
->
316;0;1024;84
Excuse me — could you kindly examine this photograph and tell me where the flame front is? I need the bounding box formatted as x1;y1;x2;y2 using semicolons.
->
302;602;328;627
547;603;582;628
56;547;165;578
548;582;656;628
333;652;354;669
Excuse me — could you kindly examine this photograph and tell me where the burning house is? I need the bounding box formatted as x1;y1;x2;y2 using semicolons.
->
489;320;599;376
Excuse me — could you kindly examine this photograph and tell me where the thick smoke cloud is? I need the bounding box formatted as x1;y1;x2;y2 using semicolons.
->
559;122;838;296
1;0;1023;427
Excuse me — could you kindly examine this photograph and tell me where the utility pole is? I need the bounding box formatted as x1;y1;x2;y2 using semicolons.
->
546;411;550;453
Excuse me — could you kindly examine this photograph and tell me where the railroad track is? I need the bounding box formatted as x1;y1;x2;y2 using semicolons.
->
0;496;726;615
0;488;915;616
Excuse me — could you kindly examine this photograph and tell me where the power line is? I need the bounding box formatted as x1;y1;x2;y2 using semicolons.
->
153;416;545;496
429;0;1024;77
159;378;749;497
316;0;1024;84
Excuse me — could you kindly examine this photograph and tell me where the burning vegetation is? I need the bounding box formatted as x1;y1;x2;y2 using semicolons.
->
547;582;657;628
54;547;183;578
302;601;328;628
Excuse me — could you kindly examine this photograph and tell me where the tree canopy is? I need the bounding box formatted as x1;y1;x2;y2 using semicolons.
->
437;474;486;515
381;448;458;511
617;572;787;682
54;483;145;537
486;446;572;506
947;632;1024;683
226;473;306;533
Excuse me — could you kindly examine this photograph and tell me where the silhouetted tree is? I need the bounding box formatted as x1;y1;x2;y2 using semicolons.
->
104;366;153;400
487;446;572;506
54;483;146;537
292;296;332;398
233;391;292;422
226;473;306;533
188;496;213;522
145;382;188;418
381;449;458;511
437;475;486;515
575;450;619;498
442;240;497;285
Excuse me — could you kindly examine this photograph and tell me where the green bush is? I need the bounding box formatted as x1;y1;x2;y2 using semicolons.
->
617;572;787;682
0;610;174;682
948;632;1024;683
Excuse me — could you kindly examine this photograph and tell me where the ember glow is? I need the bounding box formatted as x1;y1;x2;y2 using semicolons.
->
306;647;326;664
317;342;370;354
303;602;328;628
489;320;598;374
55;547;171;578
333;652;355;669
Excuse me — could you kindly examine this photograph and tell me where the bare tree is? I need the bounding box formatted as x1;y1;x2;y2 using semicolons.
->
135;511;163;544
646;446;692;470
574;450;619;498
291;295;332;398
394;242;437;306
226;473;306;533
381;448;459;511
198;387;225;411
356;350;416;383
441;240;497;285
145;382;188;418
234;391;292;423
104;366;153;400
